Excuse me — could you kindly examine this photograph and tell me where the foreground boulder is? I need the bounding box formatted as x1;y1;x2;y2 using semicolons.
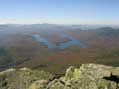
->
61;64;117;89
1;64;119;89
0;68;53;89
64;64;113;81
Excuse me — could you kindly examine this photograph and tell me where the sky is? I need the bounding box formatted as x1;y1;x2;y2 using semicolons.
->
0;0;119;25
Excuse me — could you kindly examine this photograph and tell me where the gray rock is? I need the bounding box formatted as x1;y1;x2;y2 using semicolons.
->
0;68;53;89
0;64;119;89
47;79;71;89
29;80;48;89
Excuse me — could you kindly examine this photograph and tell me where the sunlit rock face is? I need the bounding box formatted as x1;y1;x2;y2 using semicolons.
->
62;64;117;89
0;64;119;89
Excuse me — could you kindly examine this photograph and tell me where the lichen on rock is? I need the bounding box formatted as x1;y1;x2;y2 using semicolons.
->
29;80;48;89
0;68;53;89
65;66;82;81
0;63;119;89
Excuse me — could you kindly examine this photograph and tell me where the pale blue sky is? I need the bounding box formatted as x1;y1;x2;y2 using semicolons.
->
0;0;119;25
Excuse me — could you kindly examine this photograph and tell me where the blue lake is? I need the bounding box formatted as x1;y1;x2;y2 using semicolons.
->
32;34;87;49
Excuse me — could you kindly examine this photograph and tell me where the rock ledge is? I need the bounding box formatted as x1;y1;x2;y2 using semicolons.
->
0;64;119;89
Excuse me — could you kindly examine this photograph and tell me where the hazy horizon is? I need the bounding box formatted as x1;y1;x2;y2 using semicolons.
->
0;0;119;25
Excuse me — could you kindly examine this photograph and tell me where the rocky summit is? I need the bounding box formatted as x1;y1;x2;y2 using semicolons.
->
0;64;119;89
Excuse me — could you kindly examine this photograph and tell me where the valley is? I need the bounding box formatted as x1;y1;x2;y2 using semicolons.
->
0;25;119;74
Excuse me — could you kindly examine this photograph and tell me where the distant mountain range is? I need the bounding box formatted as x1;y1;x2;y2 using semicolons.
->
0;24;118;31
